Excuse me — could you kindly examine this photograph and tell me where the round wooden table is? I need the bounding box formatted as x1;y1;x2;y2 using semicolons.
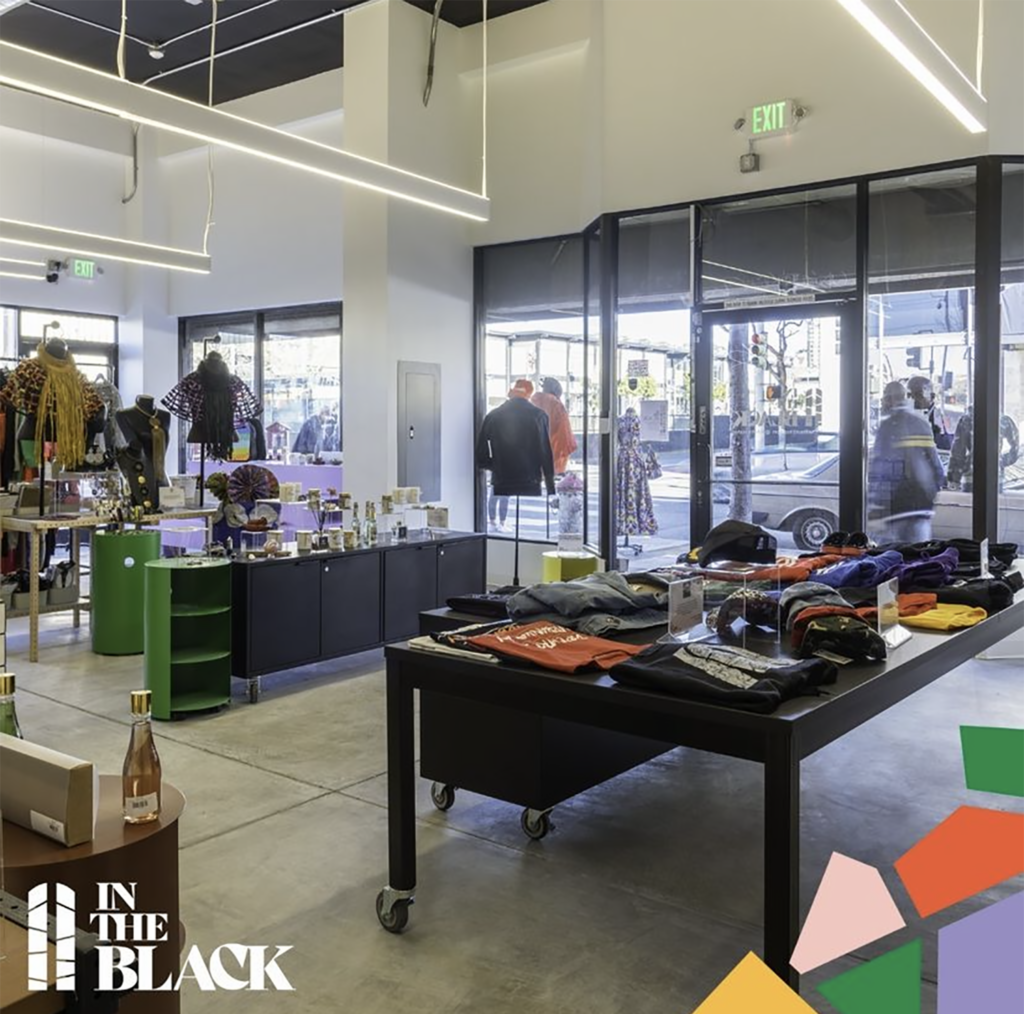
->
2;776;185;1014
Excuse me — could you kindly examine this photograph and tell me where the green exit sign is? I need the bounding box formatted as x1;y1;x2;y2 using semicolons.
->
72;258;96;279
748;100;796;137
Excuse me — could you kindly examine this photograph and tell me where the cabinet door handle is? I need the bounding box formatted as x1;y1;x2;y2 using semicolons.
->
324;566;330;573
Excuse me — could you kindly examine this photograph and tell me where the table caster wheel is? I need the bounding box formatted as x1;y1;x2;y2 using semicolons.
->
248;678;260;704
376;891;411;933
521;808;552;841
430;782;456;812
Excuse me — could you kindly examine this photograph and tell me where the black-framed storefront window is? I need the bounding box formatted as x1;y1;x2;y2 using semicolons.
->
476;156;1022;563
179;302;342;467
1;304;119;384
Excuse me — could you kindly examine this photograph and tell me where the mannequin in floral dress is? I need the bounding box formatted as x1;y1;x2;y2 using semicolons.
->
616;407;657;538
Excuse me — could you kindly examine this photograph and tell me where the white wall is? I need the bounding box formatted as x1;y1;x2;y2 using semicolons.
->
465;0;1024;245
0;124;129;314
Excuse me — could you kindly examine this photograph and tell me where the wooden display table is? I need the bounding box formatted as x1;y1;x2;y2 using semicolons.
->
0;510;214;661
1;776;186;1014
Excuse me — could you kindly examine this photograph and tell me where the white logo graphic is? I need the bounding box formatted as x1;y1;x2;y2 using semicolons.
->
28;883;76;990
27;882;293;993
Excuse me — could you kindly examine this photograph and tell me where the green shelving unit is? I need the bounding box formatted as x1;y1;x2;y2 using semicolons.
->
144;558;231;720
91;530;161;655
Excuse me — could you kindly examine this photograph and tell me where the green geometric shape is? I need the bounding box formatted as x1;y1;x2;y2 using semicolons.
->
817;939;921;1014
960;726;1024;797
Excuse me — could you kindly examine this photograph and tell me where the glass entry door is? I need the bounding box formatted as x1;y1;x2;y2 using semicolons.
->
705;311;844;551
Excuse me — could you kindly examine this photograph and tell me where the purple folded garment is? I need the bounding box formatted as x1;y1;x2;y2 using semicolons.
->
897;546;960;589
813;550;904;589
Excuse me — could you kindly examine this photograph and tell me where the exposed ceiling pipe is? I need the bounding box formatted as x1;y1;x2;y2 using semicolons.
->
423;0;444;107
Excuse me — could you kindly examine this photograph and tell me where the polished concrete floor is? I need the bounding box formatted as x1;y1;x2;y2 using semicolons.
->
6;613;1023;1014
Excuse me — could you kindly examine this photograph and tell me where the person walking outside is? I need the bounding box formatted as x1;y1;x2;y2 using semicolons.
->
531;377;577;475
868;381;945;542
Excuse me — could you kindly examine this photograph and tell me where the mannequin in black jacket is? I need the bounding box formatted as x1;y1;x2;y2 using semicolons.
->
476;380;556;500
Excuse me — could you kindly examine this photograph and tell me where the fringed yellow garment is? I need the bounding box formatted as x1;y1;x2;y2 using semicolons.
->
35;342;88;469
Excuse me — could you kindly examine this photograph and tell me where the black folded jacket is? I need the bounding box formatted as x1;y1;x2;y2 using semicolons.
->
903;573;1021;614
610;641;837;714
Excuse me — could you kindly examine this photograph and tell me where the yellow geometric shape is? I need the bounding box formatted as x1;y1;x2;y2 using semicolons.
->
694;952;818;1014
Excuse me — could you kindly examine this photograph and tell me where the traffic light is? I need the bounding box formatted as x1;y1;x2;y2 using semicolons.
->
906;347;922;368
765;385;781;401
750;332;768;370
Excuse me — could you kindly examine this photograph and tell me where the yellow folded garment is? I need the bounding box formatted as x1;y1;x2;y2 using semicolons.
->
900;603;988;631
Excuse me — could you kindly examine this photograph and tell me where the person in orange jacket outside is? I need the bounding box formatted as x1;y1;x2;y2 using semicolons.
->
531;377;577;474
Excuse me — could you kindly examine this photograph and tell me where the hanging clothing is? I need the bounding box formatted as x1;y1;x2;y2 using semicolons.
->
530;392;577;473
475;396;555;497
616;408;657;536
0;346;104;469
162;353;261;461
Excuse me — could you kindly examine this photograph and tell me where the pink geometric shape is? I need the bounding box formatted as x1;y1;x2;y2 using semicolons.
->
790;852;906;974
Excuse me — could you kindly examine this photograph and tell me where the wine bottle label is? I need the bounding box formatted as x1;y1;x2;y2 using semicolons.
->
125;792;159;817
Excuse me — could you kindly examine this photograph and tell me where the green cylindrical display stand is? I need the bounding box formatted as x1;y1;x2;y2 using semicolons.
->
91;530;162;655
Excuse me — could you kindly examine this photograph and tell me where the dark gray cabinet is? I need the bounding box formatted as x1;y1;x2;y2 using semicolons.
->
384;544;439;642
321;552;382;656
232;533;485;680
247;558;322;673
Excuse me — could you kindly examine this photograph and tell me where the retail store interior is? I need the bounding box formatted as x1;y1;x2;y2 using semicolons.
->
0;2;1021;1013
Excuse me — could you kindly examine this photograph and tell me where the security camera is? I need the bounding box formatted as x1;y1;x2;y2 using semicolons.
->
46;259;62;284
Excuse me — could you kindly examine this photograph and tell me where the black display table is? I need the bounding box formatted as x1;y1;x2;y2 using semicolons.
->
377;593;1023;991
231;532;485;701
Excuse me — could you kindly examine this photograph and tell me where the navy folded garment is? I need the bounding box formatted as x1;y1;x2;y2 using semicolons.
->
813;550;903;590
896;547;960;589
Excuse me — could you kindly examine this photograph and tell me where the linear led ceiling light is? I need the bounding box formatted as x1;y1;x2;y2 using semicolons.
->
834;0;986;133
0;270;44;281
0;219;212;274
0;40;491;222
0;255;47;267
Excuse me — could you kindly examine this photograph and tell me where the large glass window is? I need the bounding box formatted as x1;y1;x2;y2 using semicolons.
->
181;304;341;465
263;309;342;462
700;185;857;303
867;168;976;545
1;305;118;381
615;210;691;569
479;238;585;542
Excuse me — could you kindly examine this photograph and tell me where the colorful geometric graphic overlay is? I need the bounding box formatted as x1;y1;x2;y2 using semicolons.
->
790;853;905;974
959;726;1024;798
894;806;1024;918
692;952;817;1014
816;939;922;1014
937;891;1024;1014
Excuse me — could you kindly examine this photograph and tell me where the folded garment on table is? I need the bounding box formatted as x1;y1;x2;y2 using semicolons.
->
779;583;854;631
699;553;847;584
707;588;781;636
790;605;864;651
797;614;888;663
409;635;500;663
903;572;1022;614
505;571;670;637
899;603;988;631
896;547;960;589
445;586;518;619
466;620;647;673
853;592;938;624
692;520;777;567
872;538;1015;569
812;550;904;590
610;641;837;713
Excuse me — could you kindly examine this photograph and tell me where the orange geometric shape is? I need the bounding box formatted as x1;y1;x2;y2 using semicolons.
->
694;952;817;1014
790;853;905;973
894;806;1024;918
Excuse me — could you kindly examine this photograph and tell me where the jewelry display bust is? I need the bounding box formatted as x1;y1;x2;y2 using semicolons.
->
115;395;171;511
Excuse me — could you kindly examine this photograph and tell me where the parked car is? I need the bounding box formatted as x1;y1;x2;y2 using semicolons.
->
713;432;839;504
740;455;1024;550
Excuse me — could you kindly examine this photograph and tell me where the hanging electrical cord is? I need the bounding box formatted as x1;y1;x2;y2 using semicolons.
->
117;0;127;79
202;0;220;256
122;124;140;204
975;0;984;92
481;0;488;198
423;0;444;106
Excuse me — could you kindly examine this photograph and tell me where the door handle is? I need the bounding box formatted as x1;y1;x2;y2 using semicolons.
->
408;426;415;440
